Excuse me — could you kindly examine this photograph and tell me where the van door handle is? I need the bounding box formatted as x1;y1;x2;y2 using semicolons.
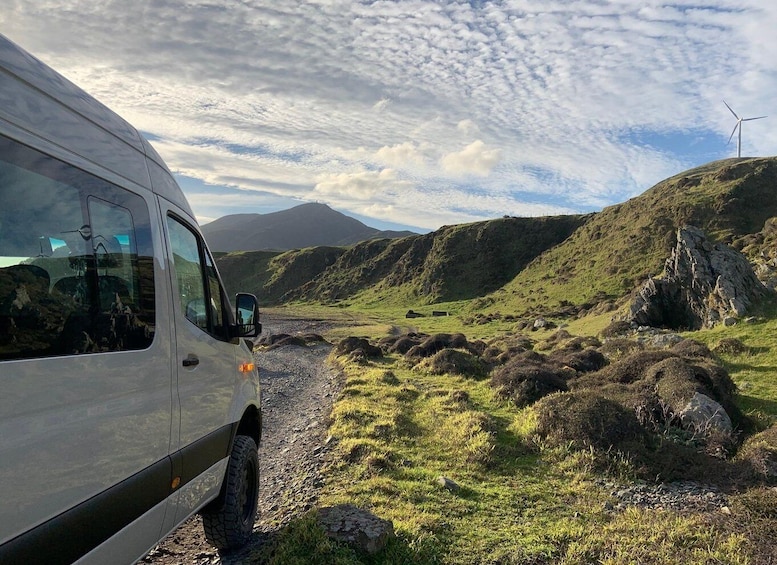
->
182;354;199;367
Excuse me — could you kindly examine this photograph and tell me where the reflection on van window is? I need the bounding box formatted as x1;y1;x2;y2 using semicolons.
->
167;215;228;340
167;217;208;331
0;135;155;361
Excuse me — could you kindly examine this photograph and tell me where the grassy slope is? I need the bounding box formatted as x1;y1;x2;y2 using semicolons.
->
217;215;589;308
255;341;769;564
484;157;777;316
250;305;776;564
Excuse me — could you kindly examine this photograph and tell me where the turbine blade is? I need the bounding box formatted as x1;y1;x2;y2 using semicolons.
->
743;116;768;121
727;123;739;145
723;100;739;119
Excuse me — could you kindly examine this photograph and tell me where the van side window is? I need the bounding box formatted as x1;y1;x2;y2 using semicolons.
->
0;135;156;361
167;216;228;340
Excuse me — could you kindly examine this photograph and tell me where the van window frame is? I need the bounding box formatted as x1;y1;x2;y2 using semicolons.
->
166;213;231;342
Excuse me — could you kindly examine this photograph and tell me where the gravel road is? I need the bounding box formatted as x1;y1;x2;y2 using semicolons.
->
141;313;341;565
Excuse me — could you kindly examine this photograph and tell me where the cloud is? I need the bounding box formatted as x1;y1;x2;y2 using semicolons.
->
314;169;414;200
373;98;392;112
3;1;777;231
457;119;480;136
375;142;427;167
440;140;502;176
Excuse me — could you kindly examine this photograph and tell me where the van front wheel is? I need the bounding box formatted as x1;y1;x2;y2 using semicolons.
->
201;435;259;550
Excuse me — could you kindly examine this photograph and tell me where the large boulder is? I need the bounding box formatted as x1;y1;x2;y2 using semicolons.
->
628;226;766;329
678;392;733;436
317;504;394;555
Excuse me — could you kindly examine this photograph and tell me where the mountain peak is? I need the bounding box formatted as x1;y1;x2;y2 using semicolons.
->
201;203;416;252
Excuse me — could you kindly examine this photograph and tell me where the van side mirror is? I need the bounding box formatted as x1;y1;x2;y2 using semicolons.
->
235;293;260;338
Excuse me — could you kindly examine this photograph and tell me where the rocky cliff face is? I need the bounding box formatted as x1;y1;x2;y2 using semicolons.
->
628;226;767;330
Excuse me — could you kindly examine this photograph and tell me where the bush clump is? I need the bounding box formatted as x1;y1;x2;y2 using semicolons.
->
589;350;677;384
651;357;709;412
670;339;714;359
598;338;644;361
713;337;750;355
600;320;633;339
548;348;608;374
737;425;777;482
387;335;423;354
532;390;645;451
418;348;489;379
491;358;569;407
335;337;382;358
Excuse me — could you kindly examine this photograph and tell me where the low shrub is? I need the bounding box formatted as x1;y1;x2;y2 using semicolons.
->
591;350;677;384
387;335;421;354
418;348;489;379
335;336;382;358
490;358;568;407
670;338;714;359
651;357;708;412
532;390;645;451
600;320;633;338
547;348;608;374
713;337;750;355
737;425;777;482
598;338;643;360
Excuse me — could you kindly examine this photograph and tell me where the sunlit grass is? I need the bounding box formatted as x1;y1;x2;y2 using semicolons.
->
255;301;777;564
309;350;752;564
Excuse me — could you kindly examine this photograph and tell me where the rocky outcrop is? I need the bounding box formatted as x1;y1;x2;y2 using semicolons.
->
628;226;766;329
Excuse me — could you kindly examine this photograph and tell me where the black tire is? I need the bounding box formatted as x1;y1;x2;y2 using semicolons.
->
201;435;259;550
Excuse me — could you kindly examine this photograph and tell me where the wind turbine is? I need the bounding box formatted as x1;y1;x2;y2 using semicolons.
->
724;100;767;158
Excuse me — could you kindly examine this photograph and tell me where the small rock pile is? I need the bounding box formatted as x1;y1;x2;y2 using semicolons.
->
598;479;729;513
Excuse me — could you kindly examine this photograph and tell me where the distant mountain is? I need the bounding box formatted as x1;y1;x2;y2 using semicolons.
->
201;203;416;252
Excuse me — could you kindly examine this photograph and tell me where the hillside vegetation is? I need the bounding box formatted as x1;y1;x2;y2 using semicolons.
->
251;313;777;565
216;157;777;318
488;157;777;316
218;214;588;306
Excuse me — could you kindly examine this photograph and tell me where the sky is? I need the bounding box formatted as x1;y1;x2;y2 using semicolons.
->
4;1;777;233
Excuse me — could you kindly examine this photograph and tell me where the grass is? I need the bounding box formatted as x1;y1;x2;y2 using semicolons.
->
255;338;761;564
684;317;777;422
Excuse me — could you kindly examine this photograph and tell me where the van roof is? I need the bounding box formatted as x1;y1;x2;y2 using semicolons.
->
0;33;193;217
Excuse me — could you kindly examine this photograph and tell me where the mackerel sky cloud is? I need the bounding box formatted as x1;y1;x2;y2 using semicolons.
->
4;1;777;232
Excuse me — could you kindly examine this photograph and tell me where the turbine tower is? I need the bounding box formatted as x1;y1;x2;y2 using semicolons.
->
724;100;767;158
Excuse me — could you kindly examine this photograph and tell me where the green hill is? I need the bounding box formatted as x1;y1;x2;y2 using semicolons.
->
215;157;777;315
217;214;588;306
485;157;777;317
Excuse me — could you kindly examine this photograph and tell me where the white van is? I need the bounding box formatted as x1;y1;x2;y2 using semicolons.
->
0;34;262;564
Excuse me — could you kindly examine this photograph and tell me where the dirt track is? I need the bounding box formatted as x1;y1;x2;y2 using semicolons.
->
141;314;341;565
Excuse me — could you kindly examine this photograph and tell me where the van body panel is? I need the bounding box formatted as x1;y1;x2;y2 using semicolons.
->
0;455;172;565
0;65;151;188
0;345;172;544
0;33;262;564
74;499;169;565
